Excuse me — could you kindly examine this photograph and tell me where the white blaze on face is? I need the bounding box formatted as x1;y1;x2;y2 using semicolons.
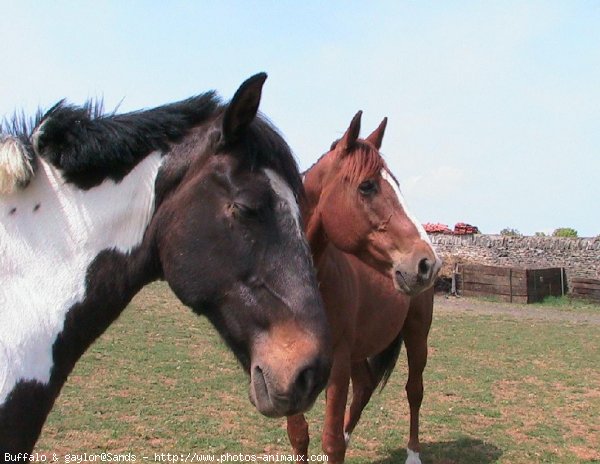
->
380;169;442;266
264;168;302;238
0;153;163;405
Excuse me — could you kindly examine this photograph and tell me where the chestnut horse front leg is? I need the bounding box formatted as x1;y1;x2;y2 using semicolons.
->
286;413;309;462
343;360;377;444
321;344;352;464
401;290;433;464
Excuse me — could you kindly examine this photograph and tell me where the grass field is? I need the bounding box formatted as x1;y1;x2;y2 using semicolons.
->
36;282;600;463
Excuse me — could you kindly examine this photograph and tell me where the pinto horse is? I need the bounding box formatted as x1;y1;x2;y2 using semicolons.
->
286;112;441;464
0;74;332;454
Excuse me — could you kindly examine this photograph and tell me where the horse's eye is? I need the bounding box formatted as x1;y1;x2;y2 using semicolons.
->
234;202;261;220
358;179;378;196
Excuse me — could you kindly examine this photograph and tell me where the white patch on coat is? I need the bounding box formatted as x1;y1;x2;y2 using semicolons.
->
0;340;7;397
0;136;34;195
0;153;162;406
344;432;351;446
406;448;421;464
264;168;302;237
381;169;442;268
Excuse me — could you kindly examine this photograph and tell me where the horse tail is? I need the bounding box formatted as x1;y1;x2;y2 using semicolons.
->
368;332;403;392
0;135;35;194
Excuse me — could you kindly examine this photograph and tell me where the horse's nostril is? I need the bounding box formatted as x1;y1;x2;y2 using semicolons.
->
294;365;317;399
293;357;331;403
252;365;269;398
418;258;432;279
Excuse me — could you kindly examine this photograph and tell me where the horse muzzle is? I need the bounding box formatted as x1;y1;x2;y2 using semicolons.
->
249;356;330;417
246;317;331;417
393;256;441;296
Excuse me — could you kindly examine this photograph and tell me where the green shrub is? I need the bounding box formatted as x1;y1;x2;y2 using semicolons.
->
500;227;522;236
552;228;578;237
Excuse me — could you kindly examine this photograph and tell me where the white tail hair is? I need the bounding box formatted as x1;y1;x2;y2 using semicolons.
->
0;136;34;195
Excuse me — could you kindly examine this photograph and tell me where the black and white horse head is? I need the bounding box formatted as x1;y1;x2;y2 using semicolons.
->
0;74;332;453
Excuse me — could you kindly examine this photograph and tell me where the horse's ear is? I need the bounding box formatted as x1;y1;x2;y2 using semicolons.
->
338;111;362;153
365;117;388;150
222;73;267;144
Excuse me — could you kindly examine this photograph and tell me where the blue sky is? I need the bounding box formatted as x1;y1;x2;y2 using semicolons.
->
1;1;598;236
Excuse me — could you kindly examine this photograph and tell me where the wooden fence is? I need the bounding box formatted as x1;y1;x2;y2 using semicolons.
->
457;264;565;304
570;278;600;302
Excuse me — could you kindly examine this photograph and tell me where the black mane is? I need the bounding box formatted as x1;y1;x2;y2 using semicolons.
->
0;94;220;190
1;92;302;197
36;94;220;189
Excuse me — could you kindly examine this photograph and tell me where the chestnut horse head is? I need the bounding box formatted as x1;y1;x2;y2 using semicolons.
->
303;111;441;295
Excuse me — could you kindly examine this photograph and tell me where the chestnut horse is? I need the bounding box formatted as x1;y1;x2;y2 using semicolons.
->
0;74;331;455
286;112;440;464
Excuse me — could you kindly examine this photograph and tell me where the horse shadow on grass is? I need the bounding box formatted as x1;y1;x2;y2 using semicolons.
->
372;437;502;464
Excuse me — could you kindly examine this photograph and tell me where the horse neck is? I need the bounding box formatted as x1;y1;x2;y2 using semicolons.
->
0;155;163;449
302;155;335;265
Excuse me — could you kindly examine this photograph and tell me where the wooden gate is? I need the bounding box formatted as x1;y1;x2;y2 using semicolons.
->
457;264;565;304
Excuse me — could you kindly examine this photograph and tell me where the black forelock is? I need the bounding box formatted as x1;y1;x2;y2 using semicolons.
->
16;93;220;189
231;114;303;200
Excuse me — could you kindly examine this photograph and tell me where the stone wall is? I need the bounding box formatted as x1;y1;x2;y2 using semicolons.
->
429;234;600;291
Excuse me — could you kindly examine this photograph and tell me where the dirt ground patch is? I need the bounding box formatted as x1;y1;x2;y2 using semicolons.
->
434;295;600;325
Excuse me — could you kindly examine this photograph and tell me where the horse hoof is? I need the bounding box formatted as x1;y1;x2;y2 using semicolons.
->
405;448;421;464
